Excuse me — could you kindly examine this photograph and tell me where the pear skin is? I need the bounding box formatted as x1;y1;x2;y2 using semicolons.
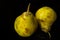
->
35;6;57;38
14;3;38;37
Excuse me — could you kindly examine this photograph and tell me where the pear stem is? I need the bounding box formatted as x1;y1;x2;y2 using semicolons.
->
48;32;51;39
27;3;30;13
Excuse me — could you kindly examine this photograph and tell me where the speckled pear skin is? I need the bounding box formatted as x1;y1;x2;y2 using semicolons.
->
14;3;38;37
35;6;57;38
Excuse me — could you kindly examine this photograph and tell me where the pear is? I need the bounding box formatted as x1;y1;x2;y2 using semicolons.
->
35;6;57;38
14;3;38;37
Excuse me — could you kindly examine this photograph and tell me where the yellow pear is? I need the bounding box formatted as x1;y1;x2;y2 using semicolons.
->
35;6;57;38
14;3;38;37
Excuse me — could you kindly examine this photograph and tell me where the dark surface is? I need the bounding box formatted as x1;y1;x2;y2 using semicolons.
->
1;0;60;40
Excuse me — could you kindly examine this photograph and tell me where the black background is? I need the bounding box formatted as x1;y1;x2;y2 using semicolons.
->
1;0;60;40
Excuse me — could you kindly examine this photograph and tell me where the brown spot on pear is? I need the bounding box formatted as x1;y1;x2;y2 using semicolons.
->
14;3;38;37
35;6;57;38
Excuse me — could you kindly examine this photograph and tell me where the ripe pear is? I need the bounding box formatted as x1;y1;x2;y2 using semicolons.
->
35;6;57;38
14;3;38;37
